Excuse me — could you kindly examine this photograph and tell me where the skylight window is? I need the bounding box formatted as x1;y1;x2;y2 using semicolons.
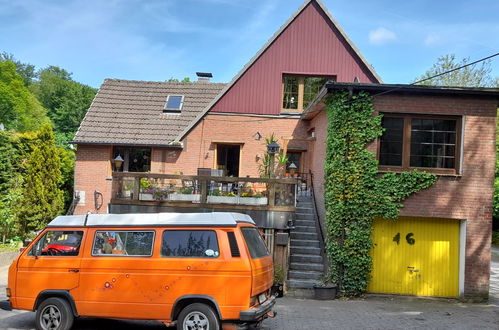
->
164;95;184;112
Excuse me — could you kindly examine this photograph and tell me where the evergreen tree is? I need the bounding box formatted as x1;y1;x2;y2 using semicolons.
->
16;123;64;237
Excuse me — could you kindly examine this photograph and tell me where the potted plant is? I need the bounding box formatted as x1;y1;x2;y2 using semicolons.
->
271;265;285;298
313;276;337;300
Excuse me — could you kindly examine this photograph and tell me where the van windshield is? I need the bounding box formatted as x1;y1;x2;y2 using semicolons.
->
241;227;270;259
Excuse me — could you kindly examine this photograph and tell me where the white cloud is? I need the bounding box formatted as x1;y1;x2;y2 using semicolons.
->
368;27;397;45
424;33;441;46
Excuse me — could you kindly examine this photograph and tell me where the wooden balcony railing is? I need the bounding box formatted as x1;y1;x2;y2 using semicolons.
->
111;172;299;211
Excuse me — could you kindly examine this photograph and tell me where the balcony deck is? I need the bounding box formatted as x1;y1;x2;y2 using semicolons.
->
111;172;299;212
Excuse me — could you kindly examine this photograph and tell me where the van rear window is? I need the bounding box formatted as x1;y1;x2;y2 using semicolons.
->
161;230;219;258
241;227;270;259
92;231;154;256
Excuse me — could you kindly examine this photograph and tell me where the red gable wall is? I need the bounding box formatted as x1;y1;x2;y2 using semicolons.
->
211;1;379;115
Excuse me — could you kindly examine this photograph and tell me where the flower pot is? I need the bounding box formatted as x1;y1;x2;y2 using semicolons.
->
239;197;268;205
139;193;154;201
168;194;200;202
313;285;337;300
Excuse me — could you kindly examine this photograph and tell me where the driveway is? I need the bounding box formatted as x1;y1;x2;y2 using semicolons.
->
0;249;498;329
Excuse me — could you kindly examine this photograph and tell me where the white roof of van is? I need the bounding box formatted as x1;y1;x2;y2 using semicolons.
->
47;212;255;227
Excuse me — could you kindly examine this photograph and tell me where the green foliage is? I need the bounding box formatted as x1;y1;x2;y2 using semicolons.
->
0;59;48;131
324;92;436;296
31;66;97;135
415;54;499;88
258;133;287;178
0;52;36;86
16;123;64;238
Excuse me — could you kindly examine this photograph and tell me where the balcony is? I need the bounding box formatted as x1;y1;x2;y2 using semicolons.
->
111;172;299;213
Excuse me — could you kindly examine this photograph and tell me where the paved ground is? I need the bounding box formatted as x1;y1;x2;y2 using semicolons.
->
0;247;498;329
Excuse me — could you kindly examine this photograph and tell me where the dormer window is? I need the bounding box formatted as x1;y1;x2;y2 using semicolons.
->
164;95;184;112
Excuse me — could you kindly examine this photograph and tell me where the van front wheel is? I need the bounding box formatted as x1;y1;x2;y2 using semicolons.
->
35;297;74;330
177;303;219;330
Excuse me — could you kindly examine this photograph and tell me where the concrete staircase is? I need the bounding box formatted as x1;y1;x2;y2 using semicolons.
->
286;195;325;298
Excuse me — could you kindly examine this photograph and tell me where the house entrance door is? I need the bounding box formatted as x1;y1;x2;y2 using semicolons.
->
216;144;240;177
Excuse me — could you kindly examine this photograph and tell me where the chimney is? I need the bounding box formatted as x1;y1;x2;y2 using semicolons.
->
196;72;213;83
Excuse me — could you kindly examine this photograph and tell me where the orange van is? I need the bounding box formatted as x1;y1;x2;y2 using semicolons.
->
0;212;276;330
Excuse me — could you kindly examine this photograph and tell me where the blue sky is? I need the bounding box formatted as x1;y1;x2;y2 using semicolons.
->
1;0;498;88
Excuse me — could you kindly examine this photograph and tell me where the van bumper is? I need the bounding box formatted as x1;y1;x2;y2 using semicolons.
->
239;295;276;321
0;299;12;311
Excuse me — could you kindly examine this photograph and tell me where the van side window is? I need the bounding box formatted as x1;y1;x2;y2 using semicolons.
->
241;227;270;259
92;231;154;256
161;230;219;258
28;231;83;257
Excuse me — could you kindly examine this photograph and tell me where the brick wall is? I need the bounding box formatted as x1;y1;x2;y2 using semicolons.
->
307;93;497;299
74;145;113;215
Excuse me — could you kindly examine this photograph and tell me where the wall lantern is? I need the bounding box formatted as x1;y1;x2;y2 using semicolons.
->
267;141;280;155
288;162;298;176
114;154;124;170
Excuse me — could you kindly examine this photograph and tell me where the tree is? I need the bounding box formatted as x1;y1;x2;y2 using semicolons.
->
16;123;64;237
415;54;498;87
0;59;48;131
31;66;97;137
0;52;36;86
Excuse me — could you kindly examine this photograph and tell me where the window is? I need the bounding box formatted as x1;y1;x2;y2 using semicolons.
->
161;230;219;258
282;75;335;112
113;147;151;172
29;231;83;257
379;114;461;174
92;231;155;256
241;227;270;259
164;95;184;112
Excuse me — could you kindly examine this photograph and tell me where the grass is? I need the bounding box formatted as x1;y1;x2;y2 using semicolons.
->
0;244;19;253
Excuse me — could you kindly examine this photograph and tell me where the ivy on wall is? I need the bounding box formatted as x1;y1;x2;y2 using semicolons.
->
324;91;437;296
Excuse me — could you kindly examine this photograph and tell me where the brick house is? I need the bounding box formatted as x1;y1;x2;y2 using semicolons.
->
72;0;498;300
72;0;380;216
305;82;498;300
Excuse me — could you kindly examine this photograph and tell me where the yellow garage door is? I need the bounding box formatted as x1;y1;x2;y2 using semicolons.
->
368;217;459;297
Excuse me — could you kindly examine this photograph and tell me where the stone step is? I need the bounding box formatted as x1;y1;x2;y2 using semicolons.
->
293;225;317;233
294;219;316;227
295;213;314;220
289;262;324;272
295;207;314;214
290;232;318;240
286;278;320;289
297;202;313;207
289;270;323;280
290;239;320;248
290;254;323;263
290;246;321;256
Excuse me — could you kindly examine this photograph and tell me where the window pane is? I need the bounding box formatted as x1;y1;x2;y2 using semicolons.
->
410;118;457;169
379;117;404;166
93;231;154;256
165;95;183;110
303;77;328;109
128;148;151;172
161;230;219;258
30;231;83;257
283;77;299;109
241;227;270;259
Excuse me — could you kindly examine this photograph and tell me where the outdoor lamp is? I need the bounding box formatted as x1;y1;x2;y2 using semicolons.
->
267;141;280;155
289;162;298;176
114;155;124;170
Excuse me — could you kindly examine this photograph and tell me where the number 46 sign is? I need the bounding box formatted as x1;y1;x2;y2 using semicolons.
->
393;232;415;245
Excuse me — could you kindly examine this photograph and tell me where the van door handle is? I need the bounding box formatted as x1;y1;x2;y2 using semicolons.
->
68;269;80;273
